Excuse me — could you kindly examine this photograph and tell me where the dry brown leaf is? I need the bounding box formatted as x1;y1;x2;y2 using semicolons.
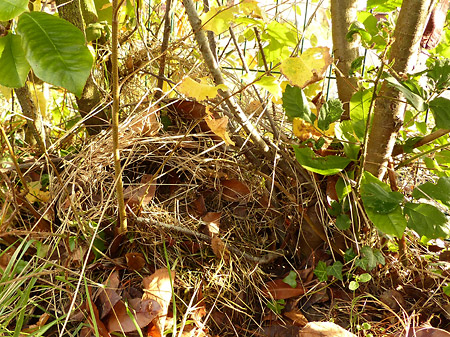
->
126;106;160;136
412;327;450;337
284;309;308;327
167;99;207;120
192;195;207;216
98;270;121;319
202;212;222;236
86;287;110;337
124;174;157;209
142;268;176;336
125;252;146;271
261;325;302;337
262;279;306;300
204;115;235;146
220;179;251;202
299;322;356;337
105;299;161;333
211;236;230;262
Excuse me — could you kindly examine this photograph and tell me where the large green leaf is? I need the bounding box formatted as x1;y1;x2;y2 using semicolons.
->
427;58;450;91
429;97;450;129
282;85;316;124
318;99;344;131
385;76;427;112
0;34;30;88
365;206;407;238
293;146;351;176
0;0;28;21
349;89;371;139
412;177;450;208
361;183;404;214
17;12;93;97
404;203;450;239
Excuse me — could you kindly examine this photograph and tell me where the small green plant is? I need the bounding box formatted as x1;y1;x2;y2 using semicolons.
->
267;299;285;314
349;273;372;291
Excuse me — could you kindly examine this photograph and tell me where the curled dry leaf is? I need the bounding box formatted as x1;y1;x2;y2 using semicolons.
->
166;99;206;120
126;105;160;137
192;194;207;216
142;268;176;337
125;252;146;271
202;212;222;236
105;298;161;333
205;115;235;146
411;327;450;337
220;179;251;202
262;279;305;300
211;236;230;263
299;322;356;337
98;270;121;319
124;174;157;209
284;309;308;327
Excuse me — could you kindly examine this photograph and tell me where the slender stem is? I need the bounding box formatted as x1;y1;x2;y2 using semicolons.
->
112;0;127;233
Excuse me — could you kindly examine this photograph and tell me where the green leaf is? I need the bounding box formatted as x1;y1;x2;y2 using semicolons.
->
367;0;402;11
385;76;427;112
282;271;298;288
344;248;356;263
326;261;343;281
427;58;450;91
293;146;351;176
335;178;352;202
364;206;407;238
314;261;328;282
336;214;351;230
266;21;297;47
255;75;282;99
361;246;378;271
0;0;28;21
357;273;372;283
430;97;450;129
412;177;450;208
349;280;359;291
346;21;372;43
349;89;372;139
443;284;450;297
282;85;316;124
318;99;344;131
17;12;93;97
0;34;30;87
404;203;450;239
361;183;404;214
373;249;386;266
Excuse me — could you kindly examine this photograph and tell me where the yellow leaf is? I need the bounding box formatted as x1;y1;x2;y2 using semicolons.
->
205;115;235;146
239;0;265;19
178;77;226;101
292;116;335;147
0;85;12;99
200;6;237;35
25;181;50;203
280;47;332;88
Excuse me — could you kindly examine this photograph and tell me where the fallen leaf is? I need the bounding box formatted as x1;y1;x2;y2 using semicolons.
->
105;299;161;333
205;115;235;146
124;174;157;209
125;252;146;271
280;47;332;89
299;322;356;337
97;270;122;319
211;236;230;262
202;212;222;236
412;327;450;337
167;99;207;120
86;287;110;337
220;179;251;202
178;77;226;101
284;309;308;327
126;105;160;136
261;325;302;337
192;195;207;216
262;279;306;300
142;268;176;336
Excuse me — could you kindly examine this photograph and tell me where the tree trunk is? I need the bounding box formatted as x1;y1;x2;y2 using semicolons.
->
330;0;359;119
364;0;432;179
55;0;109;135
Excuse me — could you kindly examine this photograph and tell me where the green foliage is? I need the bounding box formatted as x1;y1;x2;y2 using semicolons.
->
314;261;343;282
318;99;344;131
327;261;344;281
282;85;315;124
336;214;351;230
0;0;28;21
385;76;427;112
429;98;450;129
282;270;298;288
293;146;351;176
349;273;372;291
0;34;30;87
267;299;285;314
355;246;385;271
17;12;93;97
426;58;450;91
367;0;403;11
412;177;450;208
404;203;450;239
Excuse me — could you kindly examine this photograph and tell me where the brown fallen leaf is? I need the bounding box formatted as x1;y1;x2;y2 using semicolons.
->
125;252;146;271
220;179;251;202
124;174;157;209
411;327;450;337
262;279;306;300
126;105;160;137
142;268;176;336
97;270;122;319
86;286;111;337
299;322;356;337
105;298;161;333
284;309;308;327
211;236;230;262
202;212;222;236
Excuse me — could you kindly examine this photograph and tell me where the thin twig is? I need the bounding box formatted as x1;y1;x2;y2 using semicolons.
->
133;216;281;264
